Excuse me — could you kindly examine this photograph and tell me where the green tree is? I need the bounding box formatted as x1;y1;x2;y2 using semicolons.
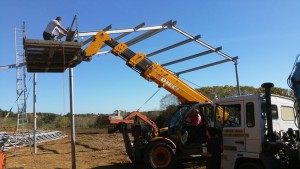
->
0;109;4;117
42;113;57;123
0;109;13;118
160;94;179;110
197;85;241;100
56;116;70;128
94;116;102;128
258;86;293;98
155;105;177;128
197;85;292;101
27;113;34;123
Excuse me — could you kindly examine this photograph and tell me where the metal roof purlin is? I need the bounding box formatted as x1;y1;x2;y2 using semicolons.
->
171;25;234;61
176;56;239;75
125;20;176;46
147;35;201;58
86;20;176;55
114;22;145;41
77;20;176;37
162;47;222;67
83;24;112;46
101;22;146;49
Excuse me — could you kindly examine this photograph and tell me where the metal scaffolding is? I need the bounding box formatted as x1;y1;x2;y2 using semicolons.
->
15;23;29;134
12;23;31;155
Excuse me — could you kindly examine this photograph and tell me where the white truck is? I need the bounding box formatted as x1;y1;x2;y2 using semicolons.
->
215;83;300;169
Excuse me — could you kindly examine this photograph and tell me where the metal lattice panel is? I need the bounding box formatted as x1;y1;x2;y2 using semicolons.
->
0;131;67;151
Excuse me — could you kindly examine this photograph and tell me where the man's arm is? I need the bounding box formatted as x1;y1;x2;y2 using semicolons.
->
54;27;66;36
57;24;68;34
58;25;68;33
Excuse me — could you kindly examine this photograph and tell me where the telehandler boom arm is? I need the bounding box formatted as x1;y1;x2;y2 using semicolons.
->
83;30;212;104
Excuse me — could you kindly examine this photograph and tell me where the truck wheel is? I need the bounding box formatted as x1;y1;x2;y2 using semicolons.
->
144;141;176;169
239;162;263;169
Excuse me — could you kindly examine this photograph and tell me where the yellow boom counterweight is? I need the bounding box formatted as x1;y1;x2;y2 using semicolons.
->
84;30;111;57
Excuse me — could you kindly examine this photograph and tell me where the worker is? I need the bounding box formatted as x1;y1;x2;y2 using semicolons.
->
186;109;203;144
202;127;222;169
43;16;68;40
188;109;202;126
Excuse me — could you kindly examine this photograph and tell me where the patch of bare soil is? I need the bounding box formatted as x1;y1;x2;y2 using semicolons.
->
4;128;205;169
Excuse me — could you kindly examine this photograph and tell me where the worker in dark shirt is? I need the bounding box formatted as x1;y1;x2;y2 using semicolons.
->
186;109;203;144
202;127;222;169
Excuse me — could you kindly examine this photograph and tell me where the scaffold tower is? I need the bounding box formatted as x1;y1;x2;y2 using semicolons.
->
15;23;29;140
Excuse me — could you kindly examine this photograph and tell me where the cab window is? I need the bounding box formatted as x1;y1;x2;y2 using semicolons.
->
246;102;255;127
261;103;278;119
218;104;241;127
281;106;295;121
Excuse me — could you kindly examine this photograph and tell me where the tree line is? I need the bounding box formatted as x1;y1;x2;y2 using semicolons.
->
160;85;293;110
0;85;295;129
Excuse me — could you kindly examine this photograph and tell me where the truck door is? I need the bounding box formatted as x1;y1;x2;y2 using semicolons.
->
244;101;261;153
217;101;245;168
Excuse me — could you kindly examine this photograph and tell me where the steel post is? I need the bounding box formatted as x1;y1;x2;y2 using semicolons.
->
234;60;241;95
33;73;37;153
69;68;76;169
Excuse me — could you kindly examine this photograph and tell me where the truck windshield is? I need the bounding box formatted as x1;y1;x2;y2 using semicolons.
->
169;104;193;130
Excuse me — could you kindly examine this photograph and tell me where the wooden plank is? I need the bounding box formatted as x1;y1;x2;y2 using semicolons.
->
24;39;83;72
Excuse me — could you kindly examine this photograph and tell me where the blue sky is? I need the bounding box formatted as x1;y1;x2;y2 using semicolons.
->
0;0;300;115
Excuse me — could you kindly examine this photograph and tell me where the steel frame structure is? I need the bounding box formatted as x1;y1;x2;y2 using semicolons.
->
77;20;241;94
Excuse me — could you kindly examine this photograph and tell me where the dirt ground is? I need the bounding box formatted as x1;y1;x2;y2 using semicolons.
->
4;128;205;169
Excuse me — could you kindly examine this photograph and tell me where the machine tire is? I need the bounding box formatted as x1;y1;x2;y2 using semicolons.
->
144;141;176;169
238;162;263;169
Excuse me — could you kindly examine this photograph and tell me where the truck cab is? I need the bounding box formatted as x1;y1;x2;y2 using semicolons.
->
214;94;300;169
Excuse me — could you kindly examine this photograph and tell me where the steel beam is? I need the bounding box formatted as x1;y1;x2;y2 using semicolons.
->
171;25;233;61
162;47;222;67
147;35;201;57
114;22;145;41
0;62;26;70
125;20;176;46
176;56;238;75
101;22;146;49
83;24;112;46
78;20;176;37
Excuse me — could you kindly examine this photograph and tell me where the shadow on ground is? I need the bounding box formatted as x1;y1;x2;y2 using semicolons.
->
90;161;206;169
91;163;139;169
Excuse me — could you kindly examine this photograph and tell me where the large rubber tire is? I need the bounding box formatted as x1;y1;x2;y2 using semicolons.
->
239;162;263;169
144;141;177;169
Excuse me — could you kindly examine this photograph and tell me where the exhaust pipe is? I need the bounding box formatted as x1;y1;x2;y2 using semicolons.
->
261;82;275;142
